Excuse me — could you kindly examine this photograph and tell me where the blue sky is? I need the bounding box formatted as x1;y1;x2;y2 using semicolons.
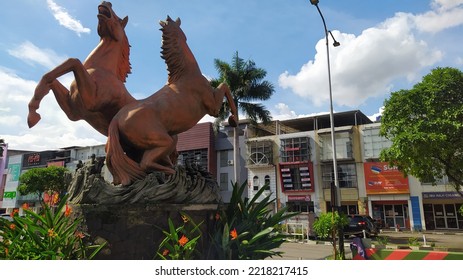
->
1;0;462;151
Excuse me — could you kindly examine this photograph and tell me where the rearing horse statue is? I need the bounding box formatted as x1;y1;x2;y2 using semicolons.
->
106;16;238;186
27;1;135;136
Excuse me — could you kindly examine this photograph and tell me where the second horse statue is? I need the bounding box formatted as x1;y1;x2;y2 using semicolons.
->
106;16;238;186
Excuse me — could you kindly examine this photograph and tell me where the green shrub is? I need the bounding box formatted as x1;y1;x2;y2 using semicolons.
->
155;213;202;260
376;235;389;245
312;211;347;241
0;195;105;260
208;181;298;260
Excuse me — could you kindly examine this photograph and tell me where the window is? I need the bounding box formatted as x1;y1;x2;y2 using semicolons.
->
325;203;358;215
178;149;208;168
287;201;314;213
247;140;273;165
280;137;310;163
280;163;313;191
219;173;229;191
220;150;229;167
321;163;357;188
264;175;271;186
363;127;392;159
253;176;259;191
320;132;353;160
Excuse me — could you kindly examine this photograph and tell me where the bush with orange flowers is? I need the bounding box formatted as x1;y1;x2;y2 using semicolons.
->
155;181;297;260
156;212;202;260
208;181;298;260
0;194;105;260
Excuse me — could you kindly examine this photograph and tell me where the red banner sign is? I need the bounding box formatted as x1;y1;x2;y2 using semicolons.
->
288;195;311;202
364;162;409;194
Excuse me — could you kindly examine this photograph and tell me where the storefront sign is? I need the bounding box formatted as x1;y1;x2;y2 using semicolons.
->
47;160;64;167
422;192;462;199
288;195;311;202
8;163;21;182
279;163;314;191
3;191;17;199
364;162;409;194
26;153;41;166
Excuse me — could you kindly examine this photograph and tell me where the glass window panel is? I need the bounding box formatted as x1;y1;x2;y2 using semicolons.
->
434;205;444;216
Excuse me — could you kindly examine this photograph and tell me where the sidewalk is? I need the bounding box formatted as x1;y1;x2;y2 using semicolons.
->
377;229;463;251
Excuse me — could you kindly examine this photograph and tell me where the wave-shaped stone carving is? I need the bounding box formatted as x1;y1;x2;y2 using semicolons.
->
67;161;222;205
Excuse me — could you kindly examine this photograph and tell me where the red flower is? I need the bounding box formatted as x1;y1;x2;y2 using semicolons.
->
75;231;85;239
22;203;29;210
9;224;16;231
162;249;169;256
230;228;238;240
178;235;189;247
10;209;19;218
64;204;72;217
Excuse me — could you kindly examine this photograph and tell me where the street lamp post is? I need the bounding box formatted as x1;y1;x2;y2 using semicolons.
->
309;0;344;259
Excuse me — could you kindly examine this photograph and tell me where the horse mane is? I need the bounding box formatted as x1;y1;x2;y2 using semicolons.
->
118;33;131;83
160;16;200;84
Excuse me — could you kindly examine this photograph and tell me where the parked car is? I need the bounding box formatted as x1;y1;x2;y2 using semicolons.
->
343;214;379;238
0;213;13;222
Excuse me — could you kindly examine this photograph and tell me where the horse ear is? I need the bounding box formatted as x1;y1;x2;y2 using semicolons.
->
121;16;129;28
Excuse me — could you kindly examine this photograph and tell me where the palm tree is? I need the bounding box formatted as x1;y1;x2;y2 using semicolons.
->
211;51;274;184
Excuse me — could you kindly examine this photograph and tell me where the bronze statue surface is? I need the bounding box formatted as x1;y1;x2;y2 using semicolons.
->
106;17;237;186
28;1;135;136
28;2;238;189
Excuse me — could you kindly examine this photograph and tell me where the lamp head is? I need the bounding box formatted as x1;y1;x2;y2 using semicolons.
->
310;0;319;5
328;31;341;47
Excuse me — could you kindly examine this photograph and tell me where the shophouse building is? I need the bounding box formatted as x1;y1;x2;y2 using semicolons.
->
2;111;462;230
245;111;463;232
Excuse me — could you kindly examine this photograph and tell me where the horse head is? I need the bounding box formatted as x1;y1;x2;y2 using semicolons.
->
96;1;131;82
97;1;128;41
160;16;201;84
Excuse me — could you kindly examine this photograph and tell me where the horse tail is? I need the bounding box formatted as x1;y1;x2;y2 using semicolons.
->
106;119;146;186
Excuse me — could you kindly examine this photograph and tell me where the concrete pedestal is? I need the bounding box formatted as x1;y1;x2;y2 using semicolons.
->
74;203;218;260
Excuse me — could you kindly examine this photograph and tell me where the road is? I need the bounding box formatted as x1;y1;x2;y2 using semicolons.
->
273;230;463;260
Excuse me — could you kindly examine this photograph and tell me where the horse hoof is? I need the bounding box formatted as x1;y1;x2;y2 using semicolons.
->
27;112;41;128
228;115;238;127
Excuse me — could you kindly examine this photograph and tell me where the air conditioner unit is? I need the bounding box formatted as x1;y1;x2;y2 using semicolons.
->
227;160;234;166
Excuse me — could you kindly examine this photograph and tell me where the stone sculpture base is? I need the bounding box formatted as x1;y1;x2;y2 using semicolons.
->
67;162;222;205
73;203;218;260
66;162;223;259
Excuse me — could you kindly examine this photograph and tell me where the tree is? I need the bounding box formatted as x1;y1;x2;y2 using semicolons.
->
380;67;463;196
312;211;348;259
211;51;275;183
18;166;70;201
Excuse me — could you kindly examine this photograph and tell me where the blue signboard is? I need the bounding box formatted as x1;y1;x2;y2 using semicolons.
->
410;196;422;231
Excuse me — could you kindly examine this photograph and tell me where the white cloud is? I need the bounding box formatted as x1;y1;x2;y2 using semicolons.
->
431;0;463;11
47;0;91;37
368;107;384;122
415;1;463;33
0;61;104;151
271;103;298;120
278;2;459;109
8;41;67;69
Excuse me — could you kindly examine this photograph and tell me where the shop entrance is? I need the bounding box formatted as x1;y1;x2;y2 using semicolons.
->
423;203;462;229
372;202;408;229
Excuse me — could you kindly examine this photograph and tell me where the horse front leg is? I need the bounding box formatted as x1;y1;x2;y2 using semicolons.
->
28;58;94;127
50;80;81;121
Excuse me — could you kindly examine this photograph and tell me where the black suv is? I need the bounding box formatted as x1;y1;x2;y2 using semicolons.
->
343;214;379;238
